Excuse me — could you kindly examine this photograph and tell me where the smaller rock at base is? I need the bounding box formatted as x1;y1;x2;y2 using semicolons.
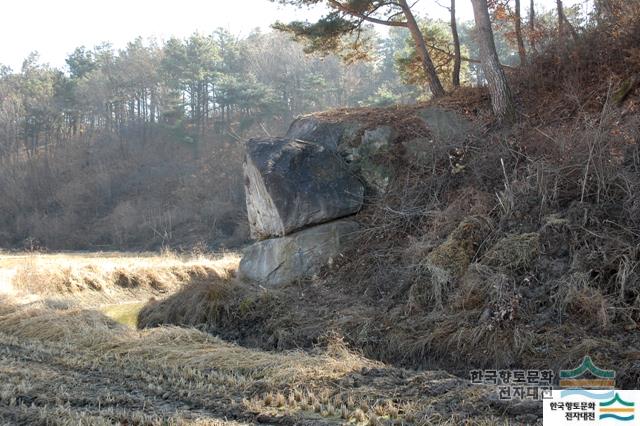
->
238;220;359;287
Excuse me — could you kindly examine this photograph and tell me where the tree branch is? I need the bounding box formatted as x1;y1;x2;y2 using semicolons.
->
425;42;516;70
327;0;409;27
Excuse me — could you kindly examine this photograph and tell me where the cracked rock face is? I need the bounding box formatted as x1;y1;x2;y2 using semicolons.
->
285;117;363;152
244;137;364;240
237;219;360;287
286;108;473;193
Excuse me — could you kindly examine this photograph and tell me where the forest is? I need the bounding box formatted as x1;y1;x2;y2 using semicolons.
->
0;2;580;250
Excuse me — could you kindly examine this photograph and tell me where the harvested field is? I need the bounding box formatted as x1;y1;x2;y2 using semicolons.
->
2;251;238;306
0;252;532;425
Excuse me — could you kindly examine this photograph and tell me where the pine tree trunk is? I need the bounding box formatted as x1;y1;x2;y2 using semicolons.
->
515;0;527;66
557;0;565;40
470;0;516;122
451;0;462;87
556;0;578;43
529;0;537;54
398;0;446;98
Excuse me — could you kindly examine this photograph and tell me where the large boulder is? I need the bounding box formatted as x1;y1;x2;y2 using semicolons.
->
416;107;474;143
345;126;397;191
286;117;363;151
287;107;472;154
238;219;359;287
287;117;398;191
286;107;474;192
244;137;364;240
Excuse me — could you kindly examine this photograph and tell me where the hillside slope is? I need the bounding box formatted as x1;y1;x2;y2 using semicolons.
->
139;19;640;393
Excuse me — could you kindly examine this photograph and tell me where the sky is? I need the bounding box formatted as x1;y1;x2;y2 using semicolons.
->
1;0;591;72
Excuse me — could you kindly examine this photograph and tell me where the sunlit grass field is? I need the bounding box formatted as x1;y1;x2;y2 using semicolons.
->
0;251;507;425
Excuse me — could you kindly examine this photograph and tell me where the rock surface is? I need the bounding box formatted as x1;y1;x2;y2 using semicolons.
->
417;107;473;143
348;126;397;191
238;219;359;287
286;107;473;192
244;137;364;240
285;117;362;151
287;107;472;153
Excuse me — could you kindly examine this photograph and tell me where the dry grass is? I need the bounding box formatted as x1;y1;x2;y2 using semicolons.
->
0;304;375;387
552;272;611;330
481;233;540;272
2;251;239;307
0;251;524;425
101;301;147;328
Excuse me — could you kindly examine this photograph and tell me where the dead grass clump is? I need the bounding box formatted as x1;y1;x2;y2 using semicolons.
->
13;265;108;295
13;264;184;302
452;263;509;313
409;216;492;310
112;269;145;289
0;303;378;387
481;233;540;272
553;272;611;329
428;215;492;277
7;252;240;312
137;278;238;329
420;316;530;369
431;264;525;359
137;277;311;351
111;267;206;292
428;187;495;239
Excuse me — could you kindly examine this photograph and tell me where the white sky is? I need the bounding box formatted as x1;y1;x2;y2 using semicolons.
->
1;0;590;71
